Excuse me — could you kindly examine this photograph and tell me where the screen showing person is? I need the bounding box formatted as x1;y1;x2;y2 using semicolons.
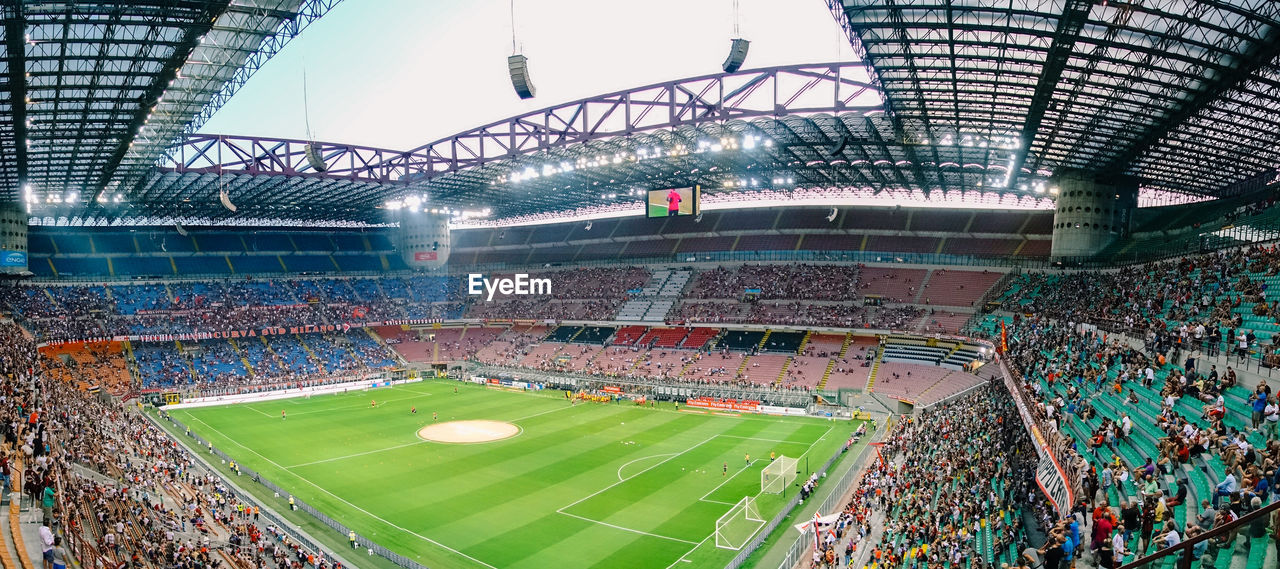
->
646;187;698;218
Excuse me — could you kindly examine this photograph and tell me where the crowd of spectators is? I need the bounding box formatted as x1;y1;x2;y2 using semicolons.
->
818;383;1039;569
994;245;1280;358
685;264;860;300
992;309;1280;568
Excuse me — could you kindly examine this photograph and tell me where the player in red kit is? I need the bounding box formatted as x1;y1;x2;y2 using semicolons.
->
666;189;682;216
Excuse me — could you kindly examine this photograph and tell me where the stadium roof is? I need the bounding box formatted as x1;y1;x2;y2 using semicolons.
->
828;0;1280;197
133;62;1053;224
2;0;339;212
17;1;1280;226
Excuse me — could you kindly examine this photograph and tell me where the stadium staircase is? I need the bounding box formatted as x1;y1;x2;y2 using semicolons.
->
816;360;836;390
796;330;813;353
734;355;752;379
772;356;792;386
228;339;255;379
614;269;691;322
838;333;853;358
912;269;934;303
296;335;324;372
363;327;407;366
176;341;200;382
864;345;884;392
912;370;954;401
756;330;772;351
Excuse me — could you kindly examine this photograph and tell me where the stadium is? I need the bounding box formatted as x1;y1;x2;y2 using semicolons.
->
0;1;1278;569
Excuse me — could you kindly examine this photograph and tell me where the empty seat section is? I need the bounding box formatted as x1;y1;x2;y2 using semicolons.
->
720;330;765;351
909;210;970;232
368;233;395;250
28;234;55;255
681;327;719;348
51;234;93;254
291;234;333;252
760;331;805;353
572;326;615;344
195;234;244;252
920;270;1004;307
546;326;580;342
135;234;196;253
864;235;939;253
282;255;337;273
226;255;280;274
858;267;926;302
733;234;798;251
613;325;648;345
527;247;578;264
333;254;383;272
51;257;109;276
91;233;137;253
331;234;367;252
798;234;862;250
111;256;175;277
247;233;295;251
621;239;676;257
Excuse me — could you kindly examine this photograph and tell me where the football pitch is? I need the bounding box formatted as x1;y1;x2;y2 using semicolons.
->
166;379;858;569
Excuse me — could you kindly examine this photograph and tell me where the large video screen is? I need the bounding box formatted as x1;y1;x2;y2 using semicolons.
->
646;186;700;218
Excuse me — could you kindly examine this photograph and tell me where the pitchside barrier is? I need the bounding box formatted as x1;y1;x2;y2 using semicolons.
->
149;412;431;569
721;418;884;569
766;420;887;569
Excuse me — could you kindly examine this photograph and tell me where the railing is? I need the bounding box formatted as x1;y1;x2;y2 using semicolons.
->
770;420;884;569
147;411;428;569
724;422;878;569
1116;499;1280;569
1072;319;1280;378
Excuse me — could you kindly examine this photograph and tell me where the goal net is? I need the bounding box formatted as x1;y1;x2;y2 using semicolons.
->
715;496;765;550
761;455;798;494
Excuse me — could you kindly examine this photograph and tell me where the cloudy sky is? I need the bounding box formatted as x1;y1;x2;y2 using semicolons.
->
199;0;854;150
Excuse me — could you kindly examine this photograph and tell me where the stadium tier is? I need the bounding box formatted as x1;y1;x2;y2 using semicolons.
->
9;3;1280;569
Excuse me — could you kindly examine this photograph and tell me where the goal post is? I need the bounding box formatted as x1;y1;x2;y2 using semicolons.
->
761;455;799;494
715;496;765;550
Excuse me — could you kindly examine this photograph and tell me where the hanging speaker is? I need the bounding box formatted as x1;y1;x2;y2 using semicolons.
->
722;38;750;73
508;54;536;99
304;141;327;172
219;187;237;212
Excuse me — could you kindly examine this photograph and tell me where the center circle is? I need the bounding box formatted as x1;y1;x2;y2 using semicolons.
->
416;420;520;444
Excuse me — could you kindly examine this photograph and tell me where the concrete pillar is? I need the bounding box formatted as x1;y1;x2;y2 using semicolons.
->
395;211;450;270
0;203;28;274
1050;171;1138;258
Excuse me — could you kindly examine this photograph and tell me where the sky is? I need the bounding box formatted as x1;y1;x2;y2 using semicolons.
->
198;0;854;150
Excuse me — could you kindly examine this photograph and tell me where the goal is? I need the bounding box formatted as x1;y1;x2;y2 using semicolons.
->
761;455;799;494
715;496;765;550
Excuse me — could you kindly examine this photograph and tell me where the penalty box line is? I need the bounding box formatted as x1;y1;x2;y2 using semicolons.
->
557;429;830;547
663;424;838;565
182;414;501;569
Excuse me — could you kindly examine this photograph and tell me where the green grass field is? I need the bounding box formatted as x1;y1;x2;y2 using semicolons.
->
168;379;856;569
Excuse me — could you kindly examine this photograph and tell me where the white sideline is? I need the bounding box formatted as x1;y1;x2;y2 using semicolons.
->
183;414;501;569
658;424;836;565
